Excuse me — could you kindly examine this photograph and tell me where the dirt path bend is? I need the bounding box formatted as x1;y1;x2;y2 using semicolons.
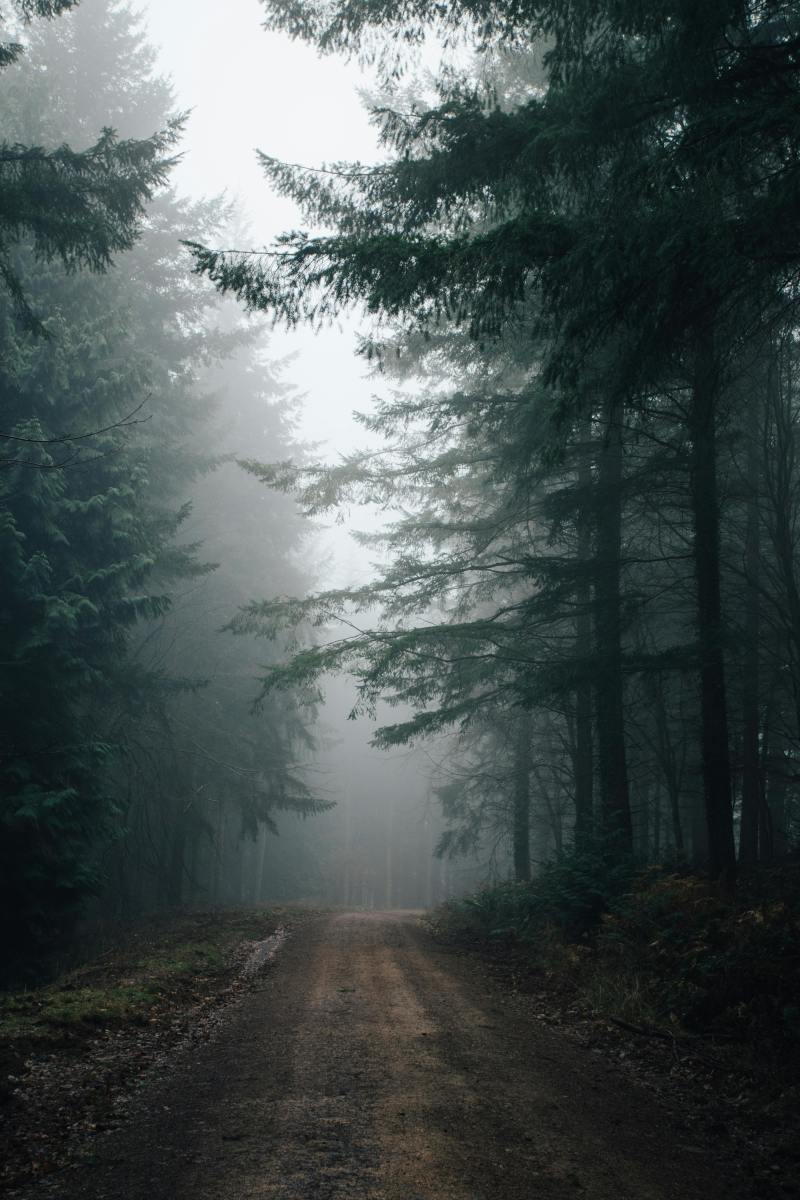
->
21;911;747;1200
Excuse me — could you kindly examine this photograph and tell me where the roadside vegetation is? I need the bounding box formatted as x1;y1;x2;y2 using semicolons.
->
0;908;307;1191
431;861;800;1183
1;14;799;1195
0;0;330;985
434;857;800;1044
0;911;270;1051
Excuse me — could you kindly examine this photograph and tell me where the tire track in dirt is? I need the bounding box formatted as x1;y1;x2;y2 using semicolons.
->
15;911;751;1200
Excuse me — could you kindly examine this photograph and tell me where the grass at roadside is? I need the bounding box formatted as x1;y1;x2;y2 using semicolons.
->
0;909;282;1054
0;906;318;1190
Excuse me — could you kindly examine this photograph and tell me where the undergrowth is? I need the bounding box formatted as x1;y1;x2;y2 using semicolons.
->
434;852;800;1044
0;911;273;1048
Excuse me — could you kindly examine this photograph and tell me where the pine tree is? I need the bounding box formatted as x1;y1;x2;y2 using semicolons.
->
0;1;214;967
0;0;178;331
193;0;800;879
0;1;334;969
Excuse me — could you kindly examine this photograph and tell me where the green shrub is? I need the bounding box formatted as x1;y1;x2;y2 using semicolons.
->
442;844;635;943
440;860;800;1042
525;847;635;939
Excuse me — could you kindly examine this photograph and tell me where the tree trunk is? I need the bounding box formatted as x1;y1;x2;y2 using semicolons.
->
574;423;594;848
594;397;633;854
652;783;662;859
385;793;394;908
212;800;225;907
765;341;800;746
635;780;652;860
513;711;532;882
650;673;686;857
166;806;186;908
688;323;736;883
425;816;434;909
342;778;352;908
255;823;269;903
763;702;789;859
739;398;761;865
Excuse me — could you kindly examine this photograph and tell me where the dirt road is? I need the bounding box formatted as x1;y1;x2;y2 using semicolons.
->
25;911;747;1200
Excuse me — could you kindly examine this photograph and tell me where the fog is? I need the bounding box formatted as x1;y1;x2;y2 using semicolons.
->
2;8;796;1194
141;0;380;463
3;0;793;977
117;0;484;914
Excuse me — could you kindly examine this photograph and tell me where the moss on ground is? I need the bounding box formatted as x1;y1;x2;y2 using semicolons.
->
0;909;279;1046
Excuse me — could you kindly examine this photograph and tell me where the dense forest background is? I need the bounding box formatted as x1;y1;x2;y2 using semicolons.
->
0;1;463;984
192;0;800;888
0;0;334;976
1;0;800;991
1;12;799;1193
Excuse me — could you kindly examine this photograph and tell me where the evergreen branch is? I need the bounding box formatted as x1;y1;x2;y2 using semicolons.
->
257;151;389;181
187;217;570;333
0;399;151;445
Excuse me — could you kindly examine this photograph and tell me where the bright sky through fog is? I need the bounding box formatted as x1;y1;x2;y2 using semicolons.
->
138;0;390;586
140;0;381;457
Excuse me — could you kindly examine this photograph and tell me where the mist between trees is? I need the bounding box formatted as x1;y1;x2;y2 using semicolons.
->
1;0;800;982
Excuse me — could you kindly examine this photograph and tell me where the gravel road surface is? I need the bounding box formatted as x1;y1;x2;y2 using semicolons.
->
23;911;746;1200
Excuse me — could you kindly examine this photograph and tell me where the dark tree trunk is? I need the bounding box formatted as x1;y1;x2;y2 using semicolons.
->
574;670;594;848
739;398;761;865
766;766;787;860
212;799;226;906
513;711;532;882
650;673;686;857
594;397;633;855
763;699;789;860
635;779;652;859
574;426;594;848
688;324;736;883
652;783;662;859
667;782;685;858
166;811;186;908
765;342;800;746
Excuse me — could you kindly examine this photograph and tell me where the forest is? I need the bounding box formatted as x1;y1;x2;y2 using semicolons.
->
193;0;800;889
1;2;799;1198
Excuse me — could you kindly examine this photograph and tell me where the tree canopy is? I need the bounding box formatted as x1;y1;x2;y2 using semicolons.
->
189;0;800;880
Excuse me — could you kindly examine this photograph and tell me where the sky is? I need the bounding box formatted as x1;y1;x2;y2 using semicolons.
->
136;0;407;592
140;0;383;479
137;0;408;758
